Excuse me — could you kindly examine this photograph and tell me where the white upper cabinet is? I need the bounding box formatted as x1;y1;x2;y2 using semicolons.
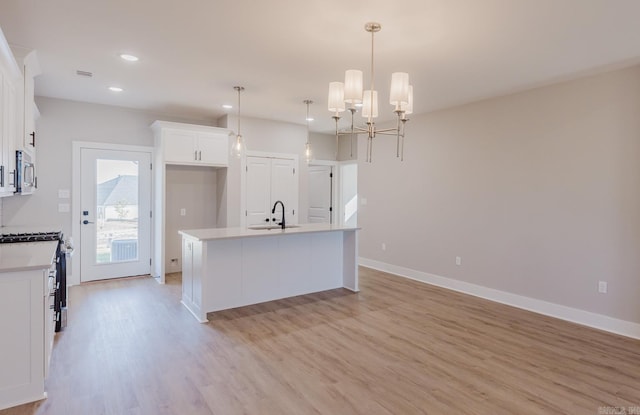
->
11;46;40;154
0;27;22;196
152;121;230;167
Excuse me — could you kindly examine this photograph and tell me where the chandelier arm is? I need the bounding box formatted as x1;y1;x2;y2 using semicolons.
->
374;129;403;135
350;108;355;158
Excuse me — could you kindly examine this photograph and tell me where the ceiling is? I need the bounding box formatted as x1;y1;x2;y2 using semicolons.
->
1;0;640;133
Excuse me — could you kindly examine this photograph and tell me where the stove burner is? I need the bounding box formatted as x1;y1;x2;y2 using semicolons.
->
0;231;62;244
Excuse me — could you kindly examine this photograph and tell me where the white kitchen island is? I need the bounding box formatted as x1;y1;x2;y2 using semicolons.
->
178;224;359;322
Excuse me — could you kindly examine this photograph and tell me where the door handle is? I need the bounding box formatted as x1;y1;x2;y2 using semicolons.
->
264;218;270;222
82;220;94;225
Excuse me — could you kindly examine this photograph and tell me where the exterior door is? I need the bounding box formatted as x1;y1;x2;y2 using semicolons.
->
308;165;332;223
80;148;152;282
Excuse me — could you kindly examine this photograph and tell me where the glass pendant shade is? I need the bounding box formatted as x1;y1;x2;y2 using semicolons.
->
344;69;363;104
361;90;379;119
305;141;312;163
232;134;244;158
328;82;346;113
389;72;410;106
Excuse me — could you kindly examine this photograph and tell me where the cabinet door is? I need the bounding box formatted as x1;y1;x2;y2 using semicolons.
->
197;133;228;166
0;72;5;192
182;239;193;303
270;158;297;225
164;130;197;163
246;156;272;226
23;64;35;150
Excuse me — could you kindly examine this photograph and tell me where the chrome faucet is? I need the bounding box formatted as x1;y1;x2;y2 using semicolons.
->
271;200;285;230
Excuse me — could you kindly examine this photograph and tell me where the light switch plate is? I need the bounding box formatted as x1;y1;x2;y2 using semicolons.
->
58;203;70;213
58;189;70;199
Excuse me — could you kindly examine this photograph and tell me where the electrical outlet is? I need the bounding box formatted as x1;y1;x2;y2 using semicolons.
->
455;256;462;266
381;243;386;251
598;281;607;294
180;208;186;216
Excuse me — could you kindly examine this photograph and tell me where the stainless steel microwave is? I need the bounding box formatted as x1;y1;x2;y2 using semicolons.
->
15;150;36;195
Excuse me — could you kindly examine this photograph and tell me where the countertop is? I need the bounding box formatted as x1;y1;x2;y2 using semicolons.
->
179;223;359;242
0;241;58;273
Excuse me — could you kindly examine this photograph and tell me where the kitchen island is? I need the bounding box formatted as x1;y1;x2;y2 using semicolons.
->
178;223;359;322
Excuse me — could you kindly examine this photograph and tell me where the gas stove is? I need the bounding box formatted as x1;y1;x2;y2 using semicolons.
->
0;231;62;243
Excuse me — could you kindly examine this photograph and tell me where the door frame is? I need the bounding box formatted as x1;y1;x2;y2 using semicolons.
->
307;160;338;225
71;141;155;286
240;151;299;229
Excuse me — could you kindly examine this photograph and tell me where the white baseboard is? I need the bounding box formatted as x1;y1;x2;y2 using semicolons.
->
359;257;640;340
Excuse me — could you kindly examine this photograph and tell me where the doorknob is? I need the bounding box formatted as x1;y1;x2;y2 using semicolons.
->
82;220;94;225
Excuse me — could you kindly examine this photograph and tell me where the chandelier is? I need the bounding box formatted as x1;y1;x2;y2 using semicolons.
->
327;22;413;162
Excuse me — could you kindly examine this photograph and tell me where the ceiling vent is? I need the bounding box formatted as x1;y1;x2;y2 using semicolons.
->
76;70;93;77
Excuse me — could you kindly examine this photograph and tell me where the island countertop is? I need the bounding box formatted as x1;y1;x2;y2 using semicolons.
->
178;223;359;242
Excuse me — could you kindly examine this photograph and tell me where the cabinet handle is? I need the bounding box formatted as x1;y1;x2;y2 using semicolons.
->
198;150;202;160
30;131;36;147
0;165;4;187
194;150;198;161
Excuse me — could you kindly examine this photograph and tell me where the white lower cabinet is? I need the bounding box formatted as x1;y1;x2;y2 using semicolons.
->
180;227;359;322
0;265;55;410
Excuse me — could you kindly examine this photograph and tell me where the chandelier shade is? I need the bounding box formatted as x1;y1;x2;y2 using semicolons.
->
328;82;346;113
344;69;364;104
390;72;410;107
361;90;378;119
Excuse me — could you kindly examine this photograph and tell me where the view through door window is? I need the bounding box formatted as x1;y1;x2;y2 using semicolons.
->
96;159;140;264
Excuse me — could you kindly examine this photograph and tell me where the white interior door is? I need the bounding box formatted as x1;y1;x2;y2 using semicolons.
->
270;158;297;225
308;165;332;223
246;156;272;226
80;148;152;282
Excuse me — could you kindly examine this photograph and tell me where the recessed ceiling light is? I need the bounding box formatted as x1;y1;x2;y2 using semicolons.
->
109;86;124;92
222;104;233;109
306;117;314;121
354;103;363;107
119;54;139;62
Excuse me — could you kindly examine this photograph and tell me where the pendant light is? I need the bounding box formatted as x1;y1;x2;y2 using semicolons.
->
232;86;245;158
304;99;313;164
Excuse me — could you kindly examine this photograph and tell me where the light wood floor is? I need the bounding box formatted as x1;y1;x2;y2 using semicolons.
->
3;267;640;415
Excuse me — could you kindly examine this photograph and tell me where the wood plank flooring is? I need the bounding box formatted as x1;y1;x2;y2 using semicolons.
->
3;267;640;414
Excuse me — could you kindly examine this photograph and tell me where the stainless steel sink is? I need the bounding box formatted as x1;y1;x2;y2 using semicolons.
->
248;225;301;231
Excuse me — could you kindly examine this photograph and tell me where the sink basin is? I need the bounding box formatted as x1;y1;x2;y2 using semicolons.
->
248;225;301;231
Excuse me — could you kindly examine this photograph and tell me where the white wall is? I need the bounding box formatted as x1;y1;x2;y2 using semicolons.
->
217;114;336;226
358;64;640;324
165;165;218;272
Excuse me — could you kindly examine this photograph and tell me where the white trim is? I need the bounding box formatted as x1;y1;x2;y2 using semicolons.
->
71;141;154;285
359;257;640;340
